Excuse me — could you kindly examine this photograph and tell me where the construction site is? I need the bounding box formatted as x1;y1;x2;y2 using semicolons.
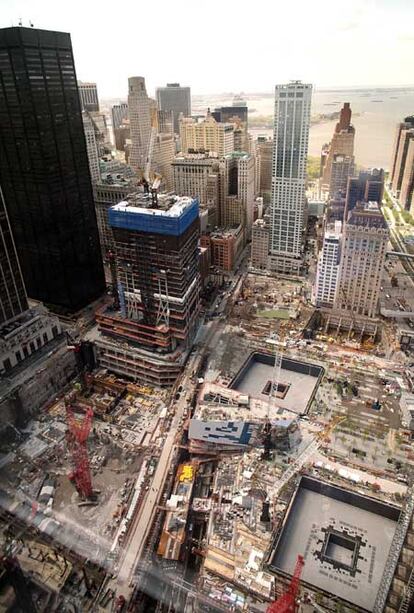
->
1;229;414;612
144;264;414;613
0;370;172;611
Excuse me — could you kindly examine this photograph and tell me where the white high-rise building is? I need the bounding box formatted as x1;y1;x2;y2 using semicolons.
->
128;76;151;173
269;81;312;274
314;221;342;308
82;111;100;184
335;202;388;319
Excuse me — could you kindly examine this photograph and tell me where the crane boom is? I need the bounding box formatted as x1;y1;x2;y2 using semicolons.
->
65;400;94;499
267;554;304;613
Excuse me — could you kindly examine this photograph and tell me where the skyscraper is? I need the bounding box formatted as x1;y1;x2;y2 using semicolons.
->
179;114;234;157
269;81;312;274
314;221;342;308
78;81;99;112
322;103;355;189
94;191;200;386
0;27;105;311
329;154;355;199
390;116;414;197
335;202;388;319
219;152;255;235
128;76;152;173
156;83;191;133
0;187;27;326
255;137;273;203
82;111;101;184
400;140;414;211
152;133;176;191
212;105;249;152
112;102;128;131
173;153;219;204
344;169;384;220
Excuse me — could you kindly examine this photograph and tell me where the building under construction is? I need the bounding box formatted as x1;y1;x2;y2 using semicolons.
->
94;191;201;386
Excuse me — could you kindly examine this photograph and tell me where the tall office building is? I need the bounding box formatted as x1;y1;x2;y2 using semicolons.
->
179;114;234;157
0;188;27;325
269;81;312;274
95;191;200;386
329;154;355;199
173;153;219;203
156;83;191;133
255;137;273;203
112;102;128;131
212;105;249;152
322;103;355;189
219;152;255;235
128;76;152;173
314;221;342;308
335;202;388;319
390;116;414;195
173;153;220;228
0;27;105;311
82;111;101;184
156;110;174;135
251;217;270;270
400;140;414;211
78;81;99;112
153;133;176;191
344;169;384;220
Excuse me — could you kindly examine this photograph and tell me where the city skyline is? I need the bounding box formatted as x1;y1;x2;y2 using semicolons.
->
2;0;414;98
1;11;414;612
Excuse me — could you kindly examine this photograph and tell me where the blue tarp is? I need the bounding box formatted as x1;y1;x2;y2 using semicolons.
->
108;199;199;236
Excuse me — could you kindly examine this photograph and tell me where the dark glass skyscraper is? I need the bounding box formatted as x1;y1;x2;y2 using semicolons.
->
156;83;191;133
0;27;105;312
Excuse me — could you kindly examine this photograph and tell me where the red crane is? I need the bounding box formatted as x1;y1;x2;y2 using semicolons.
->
65;399;94;499
267;555;304;613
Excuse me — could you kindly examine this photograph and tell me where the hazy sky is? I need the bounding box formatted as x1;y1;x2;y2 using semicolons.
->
2;0;414;99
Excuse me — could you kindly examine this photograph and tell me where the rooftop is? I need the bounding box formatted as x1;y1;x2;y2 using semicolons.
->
172;152;219;162
348;201;388;230
111;192;196;218
208;225;243;239
108;192;199;236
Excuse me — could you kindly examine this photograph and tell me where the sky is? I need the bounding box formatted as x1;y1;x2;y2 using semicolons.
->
2;0;414;99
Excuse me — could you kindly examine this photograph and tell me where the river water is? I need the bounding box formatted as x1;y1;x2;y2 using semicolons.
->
193;88;414;170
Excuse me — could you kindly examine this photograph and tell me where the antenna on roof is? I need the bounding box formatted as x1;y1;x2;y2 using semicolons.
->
29;20;34;27
18;18;22;26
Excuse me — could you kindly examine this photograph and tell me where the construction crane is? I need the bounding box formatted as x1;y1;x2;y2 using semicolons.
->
65;398;94;499
267;554;304;613
268;332;283;419
142;126;162;206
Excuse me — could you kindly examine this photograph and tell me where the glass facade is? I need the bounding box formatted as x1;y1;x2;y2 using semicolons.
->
0;27;105;312
0;187;28;325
